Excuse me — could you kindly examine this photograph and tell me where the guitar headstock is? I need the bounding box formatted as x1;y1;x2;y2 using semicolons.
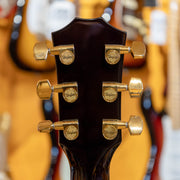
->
34;18;145;179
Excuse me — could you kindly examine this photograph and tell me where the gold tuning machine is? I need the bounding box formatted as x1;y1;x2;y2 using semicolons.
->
105;41;146;65
37;79;78;103
33;42;75;65
102;77;143;102
102;116;143;140
38;119;79;141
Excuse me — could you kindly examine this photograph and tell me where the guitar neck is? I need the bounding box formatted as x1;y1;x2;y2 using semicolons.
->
167;0;180;129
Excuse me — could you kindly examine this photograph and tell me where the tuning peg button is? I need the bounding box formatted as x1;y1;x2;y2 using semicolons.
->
105;41;146;65
37;80;78;103
102;77;143;102
33;42;75;65
38;119;79;141
102;115;143;140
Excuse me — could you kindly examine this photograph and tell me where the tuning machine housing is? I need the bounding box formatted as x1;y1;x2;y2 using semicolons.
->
105;41;146;65
102;116;143;140
38;119;79;141
37;79;78;103
102;77;143;103
33;42;75;65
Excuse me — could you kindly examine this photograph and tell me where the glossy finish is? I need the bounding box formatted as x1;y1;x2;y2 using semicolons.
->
52;17;126;180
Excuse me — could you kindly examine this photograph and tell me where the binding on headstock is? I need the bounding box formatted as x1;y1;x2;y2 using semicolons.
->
34;18;146;179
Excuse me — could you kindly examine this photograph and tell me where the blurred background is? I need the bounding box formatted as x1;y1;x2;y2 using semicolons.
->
0;0;179;180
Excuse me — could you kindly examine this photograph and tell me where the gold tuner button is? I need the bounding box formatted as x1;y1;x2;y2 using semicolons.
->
128;78;143;97
37;80;78;103
102;78;143;102
38;120;53;133
102;116;143;140
105;41;146;65
38;119;79;141
33;42;75;65
128;115;143;135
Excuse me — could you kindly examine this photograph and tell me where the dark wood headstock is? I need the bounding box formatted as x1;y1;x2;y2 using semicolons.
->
35;18;144;179
53;18;125;179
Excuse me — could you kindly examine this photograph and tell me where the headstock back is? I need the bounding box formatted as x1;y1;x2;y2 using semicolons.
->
35;18;144;179
53;18;125;178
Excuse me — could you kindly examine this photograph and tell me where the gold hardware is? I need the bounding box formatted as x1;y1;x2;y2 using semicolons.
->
105;41;146;65
37;79;78;103
33;42;75;65
102;115;143;140
102;78;143;102
0;113;11;133
38;119;79;141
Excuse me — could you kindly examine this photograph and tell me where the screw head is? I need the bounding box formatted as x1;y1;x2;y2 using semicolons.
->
105;49;120;65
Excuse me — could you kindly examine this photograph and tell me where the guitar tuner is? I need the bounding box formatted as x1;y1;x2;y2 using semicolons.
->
33;42;75;65
38;119;79;141
37;79;78;103
34;18;146;179
105;41;146;65
102;116;143;140
102;77;143;102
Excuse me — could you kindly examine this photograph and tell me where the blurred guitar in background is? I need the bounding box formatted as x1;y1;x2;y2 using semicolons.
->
142;0;180;179
105;0;148;67
159;0;180;179
0;113;11;180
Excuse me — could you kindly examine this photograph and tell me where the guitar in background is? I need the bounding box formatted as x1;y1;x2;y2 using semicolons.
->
0;0;16;27
142;0;180;179
109;0;148;67
34;17;145;179
141;88;164;180
159;0;180;179
0;113;11;180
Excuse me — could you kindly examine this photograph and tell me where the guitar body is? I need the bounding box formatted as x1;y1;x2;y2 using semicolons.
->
141;89;163;180
110;0;146;67
52;17;126;179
